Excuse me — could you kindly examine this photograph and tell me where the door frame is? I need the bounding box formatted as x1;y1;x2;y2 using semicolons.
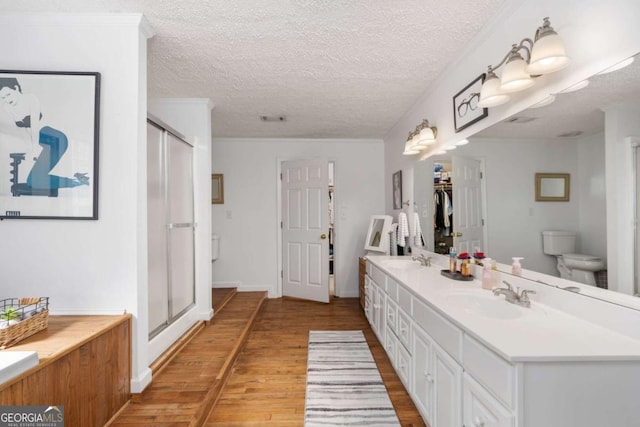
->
276;157;337;298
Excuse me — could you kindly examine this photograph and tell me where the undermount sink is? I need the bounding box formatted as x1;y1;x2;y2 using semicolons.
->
0;351;39;385
445;292;524;319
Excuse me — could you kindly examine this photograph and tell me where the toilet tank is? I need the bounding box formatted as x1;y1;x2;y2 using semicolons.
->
542;230;576;255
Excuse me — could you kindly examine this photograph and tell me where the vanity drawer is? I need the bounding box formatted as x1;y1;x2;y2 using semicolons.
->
397;306;412;353
398;284;411;314
386;276;398;301
413;297;463;363
462;334;516;409
370;264;387;289
386;298;398;333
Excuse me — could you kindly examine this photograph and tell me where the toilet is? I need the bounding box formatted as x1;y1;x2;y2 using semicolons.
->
542;230;605;286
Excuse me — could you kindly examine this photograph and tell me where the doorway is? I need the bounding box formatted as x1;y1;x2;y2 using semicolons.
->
280;158;334;303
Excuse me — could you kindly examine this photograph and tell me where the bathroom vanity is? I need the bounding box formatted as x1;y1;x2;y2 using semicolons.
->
364;255;640;427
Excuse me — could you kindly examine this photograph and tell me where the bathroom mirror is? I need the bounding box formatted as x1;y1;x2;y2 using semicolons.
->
535;173;570;201
414;52;640;305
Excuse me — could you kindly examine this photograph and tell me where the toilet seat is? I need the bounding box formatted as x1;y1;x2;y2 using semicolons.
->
561;253;604;271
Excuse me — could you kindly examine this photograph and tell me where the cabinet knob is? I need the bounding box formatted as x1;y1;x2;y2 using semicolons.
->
425;373;434;383
474;416;485;427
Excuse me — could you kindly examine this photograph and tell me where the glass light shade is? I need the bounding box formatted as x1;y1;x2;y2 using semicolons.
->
403;138;420;155
500;56;535;93
455;139;469;146
417;127;436;146
410;133;422;149
478;74;510;108
526;33;570;75
444;145;457;151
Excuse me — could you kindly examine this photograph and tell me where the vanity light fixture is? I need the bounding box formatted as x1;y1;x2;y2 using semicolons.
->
444;145;457;151
478;17;570;108
403;130;421;155
403;120;438;155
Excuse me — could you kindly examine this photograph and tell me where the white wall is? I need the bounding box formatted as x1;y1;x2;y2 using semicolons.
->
384;0;640;290
0;15;154;392
147;98;214;363
604;102;640;294
211;138;384;298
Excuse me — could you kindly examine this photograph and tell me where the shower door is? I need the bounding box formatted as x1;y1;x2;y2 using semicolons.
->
147;118;195;338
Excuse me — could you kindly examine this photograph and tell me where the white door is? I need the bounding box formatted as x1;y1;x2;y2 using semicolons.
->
452;156;484;254
282;159;330;303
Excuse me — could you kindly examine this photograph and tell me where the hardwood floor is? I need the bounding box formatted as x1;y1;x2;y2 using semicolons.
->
110;292;425;426
204;296;426;427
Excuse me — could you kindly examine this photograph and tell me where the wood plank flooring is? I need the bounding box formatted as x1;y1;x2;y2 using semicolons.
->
204;296;426;427
110;292;425;426
110;291;267;426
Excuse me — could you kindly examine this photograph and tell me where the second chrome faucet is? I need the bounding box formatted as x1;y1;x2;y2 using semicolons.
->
492;281;536;308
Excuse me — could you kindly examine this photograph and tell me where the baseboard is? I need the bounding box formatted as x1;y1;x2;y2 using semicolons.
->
130;366;152;394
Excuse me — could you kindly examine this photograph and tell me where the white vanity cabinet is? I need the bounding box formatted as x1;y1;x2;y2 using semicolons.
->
365;256;640;427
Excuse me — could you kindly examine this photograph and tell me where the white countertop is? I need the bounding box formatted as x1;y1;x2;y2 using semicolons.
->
366;255;640;363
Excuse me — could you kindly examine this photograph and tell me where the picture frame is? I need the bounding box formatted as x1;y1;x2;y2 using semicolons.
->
453;73;488;133
212;173;224;204
392;170;403;210
0;70;100;219
535;173;570;201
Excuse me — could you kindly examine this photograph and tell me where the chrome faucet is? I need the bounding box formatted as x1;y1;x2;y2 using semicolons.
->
412;253;432;267
492;281;536;307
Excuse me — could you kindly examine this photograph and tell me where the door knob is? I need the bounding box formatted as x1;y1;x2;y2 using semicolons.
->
451;232;463;237
320;234;327;239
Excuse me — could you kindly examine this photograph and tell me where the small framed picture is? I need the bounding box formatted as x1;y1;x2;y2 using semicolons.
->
392;170;402;210
211;173;224;204
0;70;100;219
453;73;488;133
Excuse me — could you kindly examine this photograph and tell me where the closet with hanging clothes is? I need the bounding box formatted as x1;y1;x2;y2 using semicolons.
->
434;182;453;254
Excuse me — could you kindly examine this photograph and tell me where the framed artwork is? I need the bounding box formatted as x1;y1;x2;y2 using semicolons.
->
453;73;488;133
212;173;224;204
0;70;100;219
535;173;570;201
392;170;402;210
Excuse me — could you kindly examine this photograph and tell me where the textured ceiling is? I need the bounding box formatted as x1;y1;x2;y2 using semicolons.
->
0;0;505;138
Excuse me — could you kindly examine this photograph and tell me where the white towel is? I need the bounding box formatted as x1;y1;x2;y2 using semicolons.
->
398;212;409;247
443;191;452;229
413;212;423;247
390;223;398;255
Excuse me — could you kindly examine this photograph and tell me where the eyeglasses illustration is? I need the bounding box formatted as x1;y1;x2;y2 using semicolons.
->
457;92;480;117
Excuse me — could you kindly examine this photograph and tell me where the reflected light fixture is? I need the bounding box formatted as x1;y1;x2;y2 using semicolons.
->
478;17;569;108
529;94;556;108
455;139;470;146
597;56;634;75
558;79;589;93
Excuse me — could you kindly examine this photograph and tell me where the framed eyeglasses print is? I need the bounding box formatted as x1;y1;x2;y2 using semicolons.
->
453;73;488;133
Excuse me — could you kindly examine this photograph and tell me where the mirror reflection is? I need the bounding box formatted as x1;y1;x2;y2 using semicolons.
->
414;52;640;300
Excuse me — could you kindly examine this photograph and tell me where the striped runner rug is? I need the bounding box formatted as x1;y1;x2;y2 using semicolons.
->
304;330;401;426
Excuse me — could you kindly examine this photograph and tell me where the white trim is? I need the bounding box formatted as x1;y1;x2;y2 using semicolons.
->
150;98;215;111
130;367;152;394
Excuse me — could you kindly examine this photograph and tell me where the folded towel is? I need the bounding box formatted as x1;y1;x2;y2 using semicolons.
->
413;212;423;247
398;212;409;247
390;223;398;255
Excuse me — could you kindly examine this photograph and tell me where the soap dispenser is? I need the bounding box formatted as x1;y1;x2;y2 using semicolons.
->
511;257;524;276
481;258;493;290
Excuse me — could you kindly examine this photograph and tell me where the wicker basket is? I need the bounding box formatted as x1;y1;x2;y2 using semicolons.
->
0;297;49;349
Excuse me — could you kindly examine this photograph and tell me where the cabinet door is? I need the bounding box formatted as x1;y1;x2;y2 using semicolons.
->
463;373;514;427
412;326;435;424
373;284;386;343
433;342;463;427
396;341;412;392
364;276;373;323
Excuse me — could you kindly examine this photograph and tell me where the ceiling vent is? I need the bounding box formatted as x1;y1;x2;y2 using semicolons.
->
260;115;286;122
504;116;536;124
